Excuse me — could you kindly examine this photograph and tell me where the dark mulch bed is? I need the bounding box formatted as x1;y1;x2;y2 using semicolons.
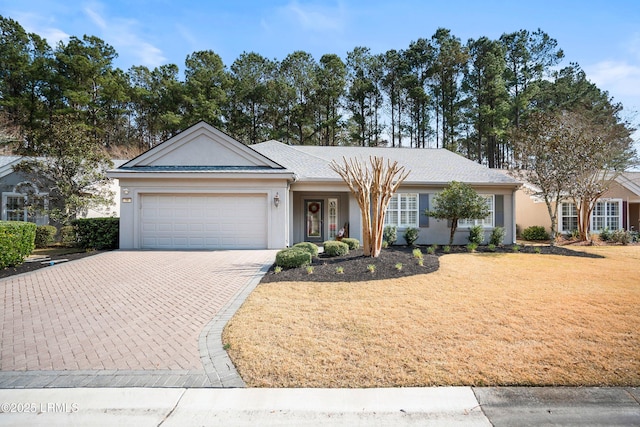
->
0;250;106;279
261;244;604;283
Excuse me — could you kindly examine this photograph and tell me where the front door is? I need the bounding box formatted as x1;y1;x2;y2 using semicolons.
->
305;200;324;242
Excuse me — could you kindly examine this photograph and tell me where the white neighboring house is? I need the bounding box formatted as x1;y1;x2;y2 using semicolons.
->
108;121;522;250
0;156;126;225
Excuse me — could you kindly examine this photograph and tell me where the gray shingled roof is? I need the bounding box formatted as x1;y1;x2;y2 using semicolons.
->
251;141;519;186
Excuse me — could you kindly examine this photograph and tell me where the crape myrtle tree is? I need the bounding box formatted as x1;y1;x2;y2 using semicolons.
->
513;64;637;243
425;181;490;245
330;156;410;257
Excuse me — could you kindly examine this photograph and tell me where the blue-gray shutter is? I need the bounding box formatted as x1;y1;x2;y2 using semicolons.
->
495;195;504;227
419;194;429;227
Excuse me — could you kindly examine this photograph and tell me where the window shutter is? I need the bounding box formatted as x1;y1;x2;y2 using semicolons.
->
419;194;429;227
495;195;504;227
623;201;628;229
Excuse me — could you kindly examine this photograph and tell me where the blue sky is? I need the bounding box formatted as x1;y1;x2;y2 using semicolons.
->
2;0;640;123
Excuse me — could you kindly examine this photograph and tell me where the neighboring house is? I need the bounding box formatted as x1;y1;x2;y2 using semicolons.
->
108;122;521;250
507;171;640;235
0;156;125;225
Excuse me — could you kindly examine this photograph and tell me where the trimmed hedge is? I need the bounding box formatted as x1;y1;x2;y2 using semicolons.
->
0;221;36;269
35;225;57;248
275;248;312;268
341;237;360;250
72;217;119;250
293;241;319;257
323;240;349;257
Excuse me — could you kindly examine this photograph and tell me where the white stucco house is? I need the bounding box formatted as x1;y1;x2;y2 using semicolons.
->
107;122;521;250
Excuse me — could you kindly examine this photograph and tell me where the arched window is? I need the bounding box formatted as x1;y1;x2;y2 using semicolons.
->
1;181;49;225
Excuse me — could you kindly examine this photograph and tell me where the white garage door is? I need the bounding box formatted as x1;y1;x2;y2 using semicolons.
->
140;194;268;249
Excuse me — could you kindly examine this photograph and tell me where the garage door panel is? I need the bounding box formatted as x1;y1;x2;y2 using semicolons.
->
140;194;267;249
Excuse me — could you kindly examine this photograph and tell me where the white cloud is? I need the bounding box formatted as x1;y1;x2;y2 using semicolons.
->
278;0;347;32
586;60;640;96
82;3;167;68
12;11;70;47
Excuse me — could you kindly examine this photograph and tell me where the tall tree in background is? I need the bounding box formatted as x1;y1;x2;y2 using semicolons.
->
226;52;276;144
280;51;318;145
183;50;228;129
431;28;468;151
500;29;564;129
403;38;433;148
346;47;383;146
462;37;509;167
55;36;119;146
381;49;408;147
315;54;346;145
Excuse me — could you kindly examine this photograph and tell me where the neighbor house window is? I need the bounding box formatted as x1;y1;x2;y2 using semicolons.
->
559;199;621;233
385;193;418;228
458;195;494;228
1;182;49;225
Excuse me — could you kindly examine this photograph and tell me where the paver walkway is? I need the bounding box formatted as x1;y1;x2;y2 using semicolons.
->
0;250;276;387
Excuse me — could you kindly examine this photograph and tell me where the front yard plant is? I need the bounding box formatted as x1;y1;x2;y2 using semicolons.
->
0;221;36;269
403;227;419;246
341;238;360;250
275;248;312;268
293;241;319;257
522;225;550;241
323;240;349;257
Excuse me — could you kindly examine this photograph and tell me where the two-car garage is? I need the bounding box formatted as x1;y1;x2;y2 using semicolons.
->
139;194;268;250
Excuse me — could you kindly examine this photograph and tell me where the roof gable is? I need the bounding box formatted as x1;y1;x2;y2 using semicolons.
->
122;122;283;169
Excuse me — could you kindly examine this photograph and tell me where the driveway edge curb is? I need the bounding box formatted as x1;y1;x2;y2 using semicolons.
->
198;254;275;388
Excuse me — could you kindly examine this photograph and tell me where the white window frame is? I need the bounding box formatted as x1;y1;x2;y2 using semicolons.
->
458;195;494;228
1;182;49;225
558;199;622;233
384;193;419;228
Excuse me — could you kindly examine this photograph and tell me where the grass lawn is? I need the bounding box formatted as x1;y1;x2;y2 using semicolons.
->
223;246;640;388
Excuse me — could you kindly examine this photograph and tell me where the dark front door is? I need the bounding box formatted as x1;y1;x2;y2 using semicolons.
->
305;200;324;242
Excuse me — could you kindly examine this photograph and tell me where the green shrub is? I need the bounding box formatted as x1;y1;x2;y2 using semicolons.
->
293;241;319;257
403;227;419;246
323;240;349;257
489;226;505;246
468;225;484;245
426;245;436;255
611;229;631;245
443;245;451;253
59;225;77;247
598;228;612;242
341;237;360;250
383;226;397;246
412;248;423;259
35;225;57;248
487;243;496;252
275;248;312;268
467;242;478;252
0;221;36;269
72;217;119;250
522;226;549;241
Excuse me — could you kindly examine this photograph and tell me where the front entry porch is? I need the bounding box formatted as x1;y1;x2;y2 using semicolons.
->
291;191;355;245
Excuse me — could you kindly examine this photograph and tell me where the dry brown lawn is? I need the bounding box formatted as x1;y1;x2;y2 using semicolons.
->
223;246;640;388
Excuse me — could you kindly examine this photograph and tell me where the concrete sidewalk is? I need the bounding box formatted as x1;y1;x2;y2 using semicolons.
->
1;387;639;426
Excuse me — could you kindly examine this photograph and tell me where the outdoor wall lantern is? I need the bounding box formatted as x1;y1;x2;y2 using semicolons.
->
273;192;280;207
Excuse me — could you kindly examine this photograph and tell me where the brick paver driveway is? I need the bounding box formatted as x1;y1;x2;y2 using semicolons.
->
0;250;276;388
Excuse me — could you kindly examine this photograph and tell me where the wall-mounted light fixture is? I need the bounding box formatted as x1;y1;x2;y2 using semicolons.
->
122;188;130;195
273;192;280;208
